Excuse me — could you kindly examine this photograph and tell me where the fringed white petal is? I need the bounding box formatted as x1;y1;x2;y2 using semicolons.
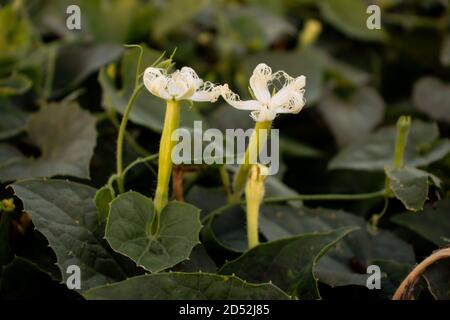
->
221;85;262;110
269;75;305;108
143;67;172;100
191;82;222;102
249;63;272;104
273;90;306;115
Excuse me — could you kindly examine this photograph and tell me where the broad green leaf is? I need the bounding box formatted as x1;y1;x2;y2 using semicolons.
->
106;191;202;273
424;259;450;300
94;186;114;224
153;0;208;39
318;0;386;42
259;205;415;288
52;43;123;97
391;200;450;247
385;166;429;211
0;257;80;300
0;102;97;182
317;87;385;147
219;226;358;299
0;73;32;96
329;120;450;171
84;272;289;300
12;179;128;291
413;77;450;124
244;47;328;104
0;103;27;139
218;6;295;51
100;46;205;133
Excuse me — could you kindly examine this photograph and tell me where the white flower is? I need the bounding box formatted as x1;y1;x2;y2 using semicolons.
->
143;66;221;102
222;63;306;122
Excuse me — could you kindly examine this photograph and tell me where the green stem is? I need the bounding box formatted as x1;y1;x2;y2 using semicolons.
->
230;121;272;203
107;109;152;157
116;83;144;194
154;99;181;220
123;154;158;177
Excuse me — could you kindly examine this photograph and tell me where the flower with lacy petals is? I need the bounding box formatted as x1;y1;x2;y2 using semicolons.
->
143;66;221;102
222;63;306;122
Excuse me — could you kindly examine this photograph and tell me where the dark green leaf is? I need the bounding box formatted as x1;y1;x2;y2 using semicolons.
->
259;205;416;288
153;0;209;39
424;259;450;300
106;191;202;273
0;103;27;140
219;226;358;299
317;87;385;147
391;200;450;247
12;179;128;291
0;257;81;300
171;245;217;273
52;43;123;97
386;166;429;212
318;0;386;41
413;77;450;124
84;272;289;300
329;120;450;171
0;102;97;182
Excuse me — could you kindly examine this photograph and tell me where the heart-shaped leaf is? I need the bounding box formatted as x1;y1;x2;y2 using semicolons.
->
105;191;202;273
219;226;358;299
12;179;128;291
0;102;97;182
385;166;429;212
413;77;450;124
84;272;289;300
329;120;450;171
